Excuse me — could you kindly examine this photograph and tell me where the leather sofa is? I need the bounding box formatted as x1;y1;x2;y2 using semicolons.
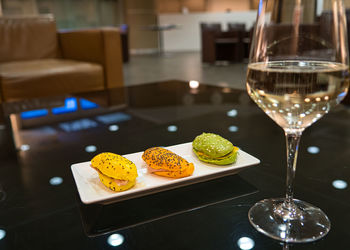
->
0;15;124;102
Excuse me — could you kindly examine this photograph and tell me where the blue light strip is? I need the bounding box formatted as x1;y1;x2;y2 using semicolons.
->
21;109;49;119
80;98;99;110
20;97;99;119
52;97;78;115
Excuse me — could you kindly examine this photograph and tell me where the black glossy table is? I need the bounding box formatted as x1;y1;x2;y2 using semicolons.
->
0;80;349;249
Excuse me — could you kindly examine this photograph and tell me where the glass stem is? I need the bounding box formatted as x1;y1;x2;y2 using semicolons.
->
284;132;302;207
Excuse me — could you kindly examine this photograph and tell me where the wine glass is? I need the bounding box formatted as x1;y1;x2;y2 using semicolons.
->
246;0;349;243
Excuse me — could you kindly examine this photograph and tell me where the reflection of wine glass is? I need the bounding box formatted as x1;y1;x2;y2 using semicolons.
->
246;0;349;243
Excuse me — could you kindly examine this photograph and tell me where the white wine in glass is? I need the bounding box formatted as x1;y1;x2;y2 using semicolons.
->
246;0;349;243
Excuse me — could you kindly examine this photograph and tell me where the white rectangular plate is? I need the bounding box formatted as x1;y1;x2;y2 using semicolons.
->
71;142;260;204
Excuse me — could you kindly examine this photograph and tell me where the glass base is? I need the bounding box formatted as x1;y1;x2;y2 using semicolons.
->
248;198;330;243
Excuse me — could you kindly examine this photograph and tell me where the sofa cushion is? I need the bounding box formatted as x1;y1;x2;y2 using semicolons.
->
0;59;104;101
0;15;59;63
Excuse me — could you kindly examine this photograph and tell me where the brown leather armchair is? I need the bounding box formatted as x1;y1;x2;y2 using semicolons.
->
0;15;124;102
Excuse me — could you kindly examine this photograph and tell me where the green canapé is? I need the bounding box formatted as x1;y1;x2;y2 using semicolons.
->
192;133;238;165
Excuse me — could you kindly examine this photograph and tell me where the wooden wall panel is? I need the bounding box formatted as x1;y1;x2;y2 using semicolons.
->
182;0;206;12
157;0;252;13
125;0;158;50
206;0;250;12
280;0;316;24
157;0;181;13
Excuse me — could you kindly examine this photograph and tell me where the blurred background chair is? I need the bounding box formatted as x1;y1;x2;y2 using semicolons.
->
200;22;246;63
216;22;245;62
0;15;124;102
215;29;244;62
228;22;252;59
227;22;246;31
200;22;221;63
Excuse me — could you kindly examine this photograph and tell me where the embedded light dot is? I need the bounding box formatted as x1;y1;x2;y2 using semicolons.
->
307;146;320;154
316;97;321;102
189;80;199;89
107;234;124;247
167;125;178;132
237;237;255;250
228;126;239;132
227;109;238;117
109;125;119;132
304;98;310;102
300;113;306;118
332;180;348;189
0;229;5;240
324;96;329;100
49;177;63;186
20;144;30;151
85;145;97;153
